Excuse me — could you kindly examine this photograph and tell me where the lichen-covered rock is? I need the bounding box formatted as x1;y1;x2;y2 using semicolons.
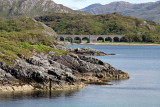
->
55;45;114;56
0;51;129;92
51;55;129;80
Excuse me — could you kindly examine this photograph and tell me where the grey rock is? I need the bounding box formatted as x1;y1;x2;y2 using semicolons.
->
0;48;129;91
0;0;89;18
55;45;110;56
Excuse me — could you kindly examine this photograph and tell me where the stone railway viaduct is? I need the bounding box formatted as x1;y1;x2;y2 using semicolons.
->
60;35;125;43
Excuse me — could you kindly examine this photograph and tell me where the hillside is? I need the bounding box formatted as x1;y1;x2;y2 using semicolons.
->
81;3;102;12
80;1;160;23
0;17;69;64
0;17;129;91
0;0;89;18
35;13;160;43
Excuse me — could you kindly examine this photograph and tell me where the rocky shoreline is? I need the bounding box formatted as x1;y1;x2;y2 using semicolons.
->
56;45;115;56
77;43;160;46
0;46;129;92
60;41;160;46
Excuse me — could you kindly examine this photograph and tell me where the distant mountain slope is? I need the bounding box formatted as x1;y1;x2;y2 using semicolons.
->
80;1;160;23
0;0;89;18
81;3;102;11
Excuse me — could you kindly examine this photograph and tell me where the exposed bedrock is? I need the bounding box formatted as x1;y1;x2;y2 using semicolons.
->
55;45;115;56
0;53;129;92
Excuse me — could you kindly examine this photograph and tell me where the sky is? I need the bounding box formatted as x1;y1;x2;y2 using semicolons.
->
53;0;159;10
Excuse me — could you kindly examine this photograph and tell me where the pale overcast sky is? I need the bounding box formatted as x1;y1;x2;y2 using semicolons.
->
53;0;159;10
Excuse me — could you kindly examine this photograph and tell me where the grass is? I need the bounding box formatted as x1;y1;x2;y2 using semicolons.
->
0;38;33;65
19;42;67;55
0;39;67;65
0;17;67;65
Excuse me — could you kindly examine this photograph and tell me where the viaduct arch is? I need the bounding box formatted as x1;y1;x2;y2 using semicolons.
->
60;35;125;43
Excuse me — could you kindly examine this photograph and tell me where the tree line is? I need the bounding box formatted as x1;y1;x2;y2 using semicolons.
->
35;13;160;43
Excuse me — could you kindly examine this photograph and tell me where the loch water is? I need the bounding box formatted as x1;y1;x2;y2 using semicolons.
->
0;45;160;107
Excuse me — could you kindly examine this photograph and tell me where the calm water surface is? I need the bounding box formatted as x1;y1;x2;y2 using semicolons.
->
0;45;160;107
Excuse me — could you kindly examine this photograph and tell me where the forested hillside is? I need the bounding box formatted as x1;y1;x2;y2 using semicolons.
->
36;13;160;43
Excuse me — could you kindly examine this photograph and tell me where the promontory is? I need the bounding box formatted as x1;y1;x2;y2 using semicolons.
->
0;17;129;92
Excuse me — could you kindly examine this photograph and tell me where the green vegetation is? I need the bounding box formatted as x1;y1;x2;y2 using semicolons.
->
0;18;67;65
19;43;67;55
36;13;160;43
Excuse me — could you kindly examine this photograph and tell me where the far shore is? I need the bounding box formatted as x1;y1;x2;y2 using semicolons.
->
63;42;160;46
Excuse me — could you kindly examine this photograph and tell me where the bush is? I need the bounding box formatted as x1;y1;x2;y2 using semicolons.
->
35;13;160;43
0;17;67;65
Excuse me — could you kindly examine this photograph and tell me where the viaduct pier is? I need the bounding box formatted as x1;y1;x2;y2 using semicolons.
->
60;35;125;43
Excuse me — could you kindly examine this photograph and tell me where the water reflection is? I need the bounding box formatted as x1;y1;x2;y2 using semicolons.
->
1;45;160;107
0;89;80;101
110;79;129;85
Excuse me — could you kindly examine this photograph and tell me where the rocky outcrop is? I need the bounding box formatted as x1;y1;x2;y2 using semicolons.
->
69;48;115;56
0;0;89;18
51;55;129;80
55;45;115;56
0;51;129;92
24;17;60;40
